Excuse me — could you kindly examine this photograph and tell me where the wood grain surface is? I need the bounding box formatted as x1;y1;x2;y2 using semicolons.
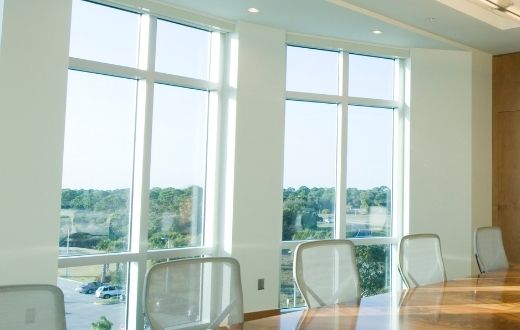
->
234;266;520;329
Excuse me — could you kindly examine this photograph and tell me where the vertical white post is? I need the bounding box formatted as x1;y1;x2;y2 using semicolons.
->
128;13;156;330
335;51;349;239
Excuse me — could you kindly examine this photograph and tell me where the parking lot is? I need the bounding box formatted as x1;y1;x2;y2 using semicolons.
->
58;278;126;329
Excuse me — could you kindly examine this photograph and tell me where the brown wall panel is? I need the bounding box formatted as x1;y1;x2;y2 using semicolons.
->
493;53;520;113
493;52;520;263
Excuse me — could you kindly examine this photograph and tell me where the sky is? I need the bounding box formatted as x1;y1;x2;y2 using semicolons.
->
284;47;394;190
62;0;395;191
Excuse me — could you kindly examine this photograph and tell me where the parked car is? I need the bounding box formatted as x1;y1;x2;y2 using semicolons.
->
75;281;105;294
95;285;124;299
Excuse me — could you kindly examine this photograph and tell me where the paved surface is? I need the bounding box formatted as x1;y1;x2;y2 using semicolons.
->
58;278;127;330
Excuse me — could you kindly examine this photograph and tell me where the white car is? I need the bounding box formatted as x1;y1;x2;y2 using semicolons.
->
95;285;124;299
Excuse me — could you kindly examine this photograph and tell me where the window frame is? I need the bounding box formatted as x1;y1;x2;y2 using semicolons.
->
281;44;406;308
59;2;227;328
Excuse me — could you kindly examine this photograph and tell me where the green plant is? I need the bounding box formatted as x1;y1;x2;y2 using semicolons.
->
91;316;113;330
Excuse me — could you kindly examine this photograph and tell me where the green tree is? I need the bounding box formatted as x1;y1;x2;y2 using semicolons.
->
91;316;113;330
292;229;332;240
355;245;389;297
148;230;190;249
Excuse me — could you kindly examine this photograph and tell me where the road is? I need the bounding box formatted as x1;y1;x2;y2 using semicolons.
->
57;278;127;329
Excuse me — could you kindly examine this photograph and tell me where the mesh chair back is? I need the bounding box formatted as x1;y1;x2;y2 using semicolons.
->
0;284;66;330
398;234;447;288
144;257;243;330
293;239;360;308
474;226;509;273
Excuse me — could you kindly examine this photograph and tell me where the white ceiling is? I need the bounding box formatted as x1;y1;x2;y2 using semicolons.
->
161;0;520;55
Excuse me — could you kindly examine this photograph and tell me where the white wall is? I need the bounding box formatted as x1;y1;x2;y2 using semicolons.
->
0;0;71;285
408;48;485;279
226;22;286;312
0;0;4;47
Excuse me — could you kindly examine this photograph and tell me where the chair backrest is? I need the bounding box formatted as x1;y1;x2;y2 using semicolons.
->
0;284;66;330
474;226;509;273
144;257;243;330
398;234;447;288
293;239;360;308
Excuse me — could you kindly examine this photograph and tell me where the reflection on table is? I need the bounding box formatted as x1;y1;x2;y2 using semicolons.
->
238;266;520;329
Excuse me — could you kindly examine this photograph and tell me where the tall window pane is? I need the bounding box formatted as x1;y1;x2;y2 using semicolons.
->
148;84;209;249
286;46;339;95
283;101;337;241
57;263;128;329
156;20;211;80
69;0;139;67
346;106;393;238
60;71;136;256
280;248;305;309
348;54;395;100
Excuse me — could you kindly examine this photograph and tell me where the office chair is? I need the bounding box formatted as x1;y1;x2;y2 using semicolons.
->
143;257;243;330
0;284;66;330
398;234;447;288
474;226;509;273
293;239;360;308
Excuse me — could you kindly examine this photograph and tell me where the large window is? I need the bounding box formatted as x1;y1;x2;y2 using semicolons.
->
281;46;401;308
59;1;220;328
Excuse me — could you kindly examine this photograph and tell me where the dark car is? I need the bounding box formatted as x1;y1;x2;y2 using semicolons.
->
75;281;105;294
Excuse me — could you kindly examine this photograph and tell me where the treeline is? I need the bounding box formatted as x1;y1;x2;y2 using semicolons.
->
60;186;203;251
282;186;391;240
282;186;390;212
61;185;390;247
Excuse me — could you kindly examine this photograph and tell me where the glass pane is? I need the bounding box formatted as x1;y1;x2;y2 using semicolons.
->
355;245;391;297
346;106;393;238
60;71;136;256
280;248;305;309
69;0;139;67
348;54;395;100
283;101;337;241
148;84;208;249
58;263;128;329
156;20;211;80
286;46;339;95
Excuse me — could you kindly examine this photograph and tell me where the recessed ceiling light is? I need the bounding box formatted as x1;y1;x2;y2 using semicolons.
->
248;7;260;13
372;29;383;35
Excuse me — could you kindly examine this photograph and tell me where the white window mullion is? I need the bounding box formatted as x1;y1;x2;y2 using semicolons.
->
335;51;349;239
127;13;156;330
153;71;219;91
286;90;343;104
205;32;227;253
68;57;145;79
347;96;399;109
390;58;407;295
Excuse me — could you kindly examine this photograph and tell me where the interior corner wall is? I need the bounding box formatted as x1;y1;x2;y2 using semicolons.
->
0;0;71;285
470;51;492;274
408;48;473;279
227;21;286;312
0;0;4;47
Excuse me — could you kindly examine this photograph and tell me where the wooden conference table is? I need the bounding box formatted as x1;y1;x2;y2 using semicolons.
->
237;266;520;329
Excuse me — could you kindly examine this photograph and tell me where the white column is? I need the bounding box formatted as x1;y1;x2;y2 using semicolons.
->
0;0;71;285
408;48;474;279
224;21;286;312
